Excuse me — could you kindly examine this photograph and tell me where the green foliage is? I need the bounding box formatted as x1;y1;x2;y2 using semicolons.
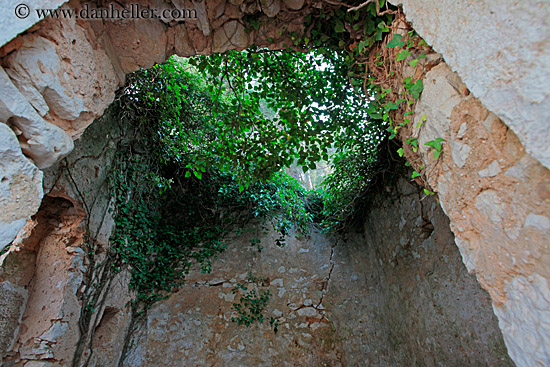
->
296;0;394;54
104;0;423;313
406;137;418;152
316;142;382;232
107;58;319;310
425;138;445;160
231;274;278;331
187;48;375;183
408;79;424;100
396;49;412;61
185;8;397;231
386;34;404;48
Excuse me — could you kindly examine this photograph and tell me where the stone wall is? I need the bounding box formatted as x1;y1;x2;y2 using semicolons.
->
0;106;132;366
1;100;512;366
123;177;512;366
126;175;513;366
404;62;550;367
0;0;549;365
389;0;550;170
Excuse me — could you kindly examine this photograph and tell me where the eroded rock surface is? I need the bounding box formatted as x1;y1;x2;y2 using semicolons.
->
0;1;548;365
407;63;550;366
0;123;43;253
390;0;550;170
1;113;512;366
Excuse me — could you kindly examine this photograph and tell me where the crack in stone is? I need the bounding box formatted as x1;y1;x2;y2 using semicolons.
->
317;244;336;309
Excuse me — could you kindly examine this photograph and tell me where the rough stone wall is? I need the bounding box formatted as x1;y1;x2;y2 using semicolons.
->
0;0;549;365
404;62;550;367
0;123;43;253
121;178;511;367
351;177;513;366
0;0;68;47
389;0;550;170
1;109;511;366
1;110;133;366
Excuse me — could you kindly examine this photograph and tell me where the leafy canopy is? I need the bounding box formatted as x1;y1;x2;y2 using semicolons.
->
105;0;403;312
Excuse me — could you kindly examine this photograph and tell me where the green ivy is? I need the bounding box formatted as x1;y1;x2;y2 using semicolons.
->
104;0;428;313
107;60;321;310
231;274;278;331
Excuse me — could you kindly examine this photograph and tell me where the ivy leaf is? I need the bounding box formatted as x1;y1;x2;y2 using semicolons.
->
425;138;445;151
396;49;411;61
425;138;445;160
412;171;421;179
386;34;404;48
397;147;404;157
334;19;345;33
406;137;418;148
408;79;424;100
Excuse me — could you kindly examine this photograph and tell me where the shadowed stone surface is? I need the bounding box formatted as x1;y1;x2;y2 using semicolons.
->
122;179;511;367
0;1;549;365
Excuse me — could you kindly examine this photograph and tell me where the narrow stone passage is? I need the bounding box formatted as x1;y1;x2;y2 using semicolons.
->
116;178;511;367
1;1;549;366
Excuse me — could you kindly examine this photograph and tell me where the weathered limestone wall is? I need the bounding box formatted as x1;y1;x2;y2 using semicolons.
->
0;1;549;365
403;62;550;367
354;177;513;366
123;177;511;366
0;0;68;47
389;0;550;170
126;180;513;366
2;109;512;366
0;124;43;251
1;107;133;366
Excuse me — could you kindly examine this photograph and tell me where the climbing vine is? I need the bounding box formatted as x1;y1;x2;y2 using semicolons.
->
103;0;438;323
106;59;326;315
231;273;280;332
83;3;440;363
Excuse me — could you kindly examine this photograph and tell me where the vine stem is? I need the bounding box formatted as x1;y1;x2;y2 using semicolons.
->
347;0;378;13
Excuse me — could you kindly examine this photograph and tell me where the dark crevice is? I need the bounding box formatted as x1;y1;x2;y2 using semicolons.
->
317;244;336;309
